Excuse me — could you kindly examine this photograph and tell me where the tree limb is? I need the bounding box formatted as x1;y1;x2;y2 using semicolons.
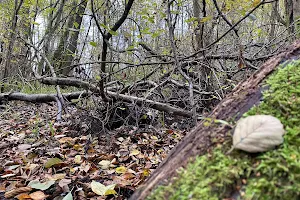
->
36;76;193;117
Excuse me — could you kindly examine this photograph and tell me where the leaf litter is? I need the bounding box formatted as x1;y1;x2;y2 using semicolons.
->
0;102;186;199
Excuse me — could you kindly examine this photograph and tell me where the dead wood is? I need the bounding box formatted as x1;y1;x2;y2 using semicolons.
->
129;40;300;200
2;77;193;117
0;91;90;103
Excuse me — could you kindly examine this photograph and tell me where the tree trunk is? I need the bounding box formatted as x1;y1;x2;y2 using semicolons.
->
193;0;204;50
52;7;75;73
60;0;88;76
294;0;300;37
285;0;295;37
129;39;300;200
269;1;278;42
1;0;24;92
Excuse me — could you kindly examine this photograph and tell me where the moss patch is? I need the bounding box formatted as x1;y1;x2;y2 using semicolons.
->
148;60;300;200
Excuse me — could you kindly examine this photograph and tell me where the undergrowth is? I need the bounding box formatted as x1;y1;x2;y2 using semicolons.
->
148;60;300;200
2;80;77;94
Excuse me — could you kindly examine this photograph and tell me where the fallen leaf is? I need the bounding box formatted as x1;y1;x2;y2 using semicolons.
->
58;137;74;144
5;187;33;199
116;166;127;174
73;144;83;151
98;160;111;170
29;191;49;200
91;181;116;196
50;173;66;180
59;179;71;188
62;191;73;200
130;149;140;156
74;155;81;164
233;115;284;153
28;180;55;190
142;168;150;177
16;193;31;200
44;157;63;168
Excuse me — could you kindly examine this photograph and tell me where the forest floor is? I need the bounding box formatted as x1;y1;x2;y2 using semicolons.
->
0;101;186;200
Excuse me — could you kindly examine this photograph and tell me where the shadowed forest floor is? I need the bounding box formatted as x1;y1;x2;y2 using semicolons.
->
0;102;186;199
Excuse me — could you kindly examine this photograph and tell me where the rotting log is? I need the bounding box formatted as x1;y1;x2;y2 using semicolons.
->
129;40;300;200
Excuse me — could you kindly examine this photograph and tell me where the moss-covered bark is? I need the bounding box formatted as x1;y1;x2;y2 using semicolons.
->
148;60;300;200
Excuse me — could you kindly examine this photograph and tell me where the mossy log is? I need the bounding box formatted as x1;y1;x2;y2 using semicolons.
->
130;40;300;200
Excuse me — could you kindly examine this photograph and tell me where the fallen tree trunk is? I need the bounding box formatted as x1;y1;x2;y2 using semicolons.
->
1;77;193;117
129;40;300;200
0;91;90;103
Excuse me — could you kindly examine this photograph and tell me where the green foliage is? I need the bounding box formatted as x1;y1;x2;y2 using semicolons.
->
148;61;300;200
0;80;77;94
89;41;98;47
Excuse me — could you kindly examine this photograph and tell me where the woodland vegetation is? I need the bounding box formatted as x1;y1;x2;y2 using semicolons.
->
0;0;299;199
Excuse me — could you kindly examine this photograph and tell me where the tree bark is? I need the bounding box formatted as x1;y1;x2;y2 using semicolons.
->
129;39;300;200
285;0;295;37
193;0;204;50
1;0;24;92
60;0;88;76
0;91;90;103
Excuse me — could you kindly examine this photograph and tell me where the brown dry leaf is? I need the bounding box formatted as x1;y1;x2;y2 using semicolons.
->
0;182;6;192
73;144;83;151
58;137;74;144
77;189;86;200
58;178;71;188
81;162;91;173
122;172;135;180
29;191;49;200
16;193;31;200
47;173;66;180
5;187;33;199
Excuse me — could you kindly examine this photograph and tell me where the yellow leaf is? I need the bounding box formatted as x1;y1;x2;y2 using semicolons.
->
105;189;117;195
44;158;62;168
116;166;127;174
91;181;116;196
130;149;140;156
70;167;75;174
150;136;158;140
73;144;82;151
143;169;150;177
74;155;81;164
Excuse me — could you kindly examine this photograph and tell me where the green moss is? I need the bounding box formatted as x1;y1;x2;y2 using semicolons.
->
148;61;300;200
